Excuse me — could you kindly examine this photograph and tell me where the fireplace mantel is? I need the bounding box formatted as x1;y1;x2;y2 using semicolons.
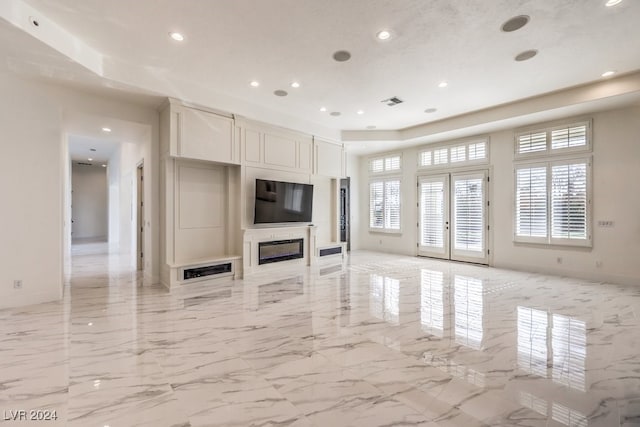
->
241;225;317;276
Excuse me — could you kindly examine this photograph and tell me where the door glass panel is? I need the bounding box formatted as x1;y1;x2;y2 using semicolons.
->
420;180;445;248
453;177;484;253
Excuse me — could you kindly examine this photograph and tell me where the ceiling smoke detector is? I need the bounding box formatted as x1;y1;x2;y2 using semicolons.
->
381;96;403;106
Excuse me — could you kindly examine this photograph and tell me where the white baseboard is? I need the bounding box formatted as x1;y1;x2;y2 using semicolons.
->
0;288;61;310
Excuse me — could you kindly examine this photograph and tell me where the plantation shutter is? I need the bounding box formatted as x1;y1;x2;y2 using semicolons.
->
450;145;466;163
453;177;483;252
369;181;384;228
420;151;432;166
370;158;384;173
468;142;486;160
551;162;587;240
433;148;448;165
551;124;587;150
518;131;547;154
515;167;548;239
419;180;445;248
384;180;401;230
385;156;401;171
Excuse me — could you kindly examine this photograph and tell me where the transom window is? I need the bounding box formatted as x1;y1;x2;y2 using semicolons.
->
419;139;488;168
516;121;590;158
369;154;401;173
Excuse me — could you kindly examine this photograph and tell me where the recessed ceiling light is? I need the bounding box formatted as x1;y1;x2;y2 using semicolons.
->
601;70;616;77
250;81;260;87
319;107;327;112
501;15;530;32
376;30;392;40
424;108;438;113
291;82;300;88
102;127;111;133
88;158;93;161
366;125;377;130
333;50;352;62
438;81;448;88
330;112;341;116
102;164;107;167
88;322;93;326
169;32;184;41
605;0;622;6
274;90;288;97
90;148;96;152
515;49;538;62
357;110;364;115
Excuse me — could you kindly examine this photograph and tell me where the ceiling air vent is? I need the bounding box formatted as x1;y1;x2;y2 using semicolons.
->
77;162;93;166
381;96;403;106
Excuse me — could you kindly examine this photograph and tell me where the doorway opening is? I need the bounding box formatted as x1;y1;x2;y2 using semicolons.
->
136;162;144;271
340;177;351;251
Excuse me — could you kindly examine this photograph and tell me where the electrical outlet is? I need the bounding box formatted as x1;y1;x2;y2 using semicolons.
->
13;280;22;289
597;220;614;228
556;257;563;264
596;260;603;268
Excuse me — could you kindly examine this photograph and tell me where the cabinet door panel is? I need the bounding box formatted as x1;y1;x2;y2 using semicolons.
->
180;108;234;163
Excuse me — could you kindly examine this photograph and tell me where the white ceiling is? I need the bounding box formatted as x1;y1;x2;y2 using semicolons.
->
3;0;640;144
68;135;118;164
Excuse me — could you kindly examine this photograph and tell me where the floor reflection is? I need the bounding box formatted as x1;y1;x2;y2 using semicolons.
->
420;269;444;337
454;275;484;350
552;314;587;392
517;306;549;377
369;274;400;324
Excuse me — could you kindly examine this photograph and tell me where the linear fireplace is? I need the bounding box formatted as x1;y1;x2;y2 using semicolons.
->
258;238;304;265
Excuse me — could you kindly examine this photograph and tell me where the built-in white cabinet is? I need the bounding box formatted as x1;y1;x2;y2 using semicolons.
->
161;99;238;164
159;98;347;289
314;138;345;178
237;118;314;174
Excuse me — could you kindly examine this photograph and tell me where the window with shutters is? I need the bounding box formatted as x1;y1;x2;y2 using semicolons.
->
514;118;592;247
514;158;591;246
419;138;489;169
515;121;590;158
369;178;401;232
369;153;401;173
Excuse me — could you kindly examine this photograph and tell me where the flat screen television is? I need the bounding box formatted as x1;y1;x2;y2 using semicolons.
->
254;179;313;224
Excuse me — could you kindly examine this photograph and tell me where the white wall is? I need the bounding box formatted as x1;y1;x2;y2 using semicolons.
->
107;149;120;248
0;70;160;309
71;164;108;240
356;105;640;285
0;72;63;309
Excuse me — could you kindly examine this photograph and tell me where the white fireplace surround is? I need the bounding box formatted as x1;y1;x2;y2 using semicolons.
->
242;225;317;276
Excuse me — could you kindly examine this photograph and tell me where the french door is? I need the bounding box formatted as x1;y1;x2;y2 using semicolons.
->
418;170;489;264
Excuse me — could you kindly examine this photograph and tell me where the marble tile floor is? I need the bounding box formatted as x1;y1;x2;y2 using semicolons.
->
2;242;640;426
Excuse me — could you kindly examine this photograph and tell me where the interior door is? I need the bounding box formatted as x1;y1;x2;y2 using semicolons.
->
418;170;488;264
418;174;450;259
